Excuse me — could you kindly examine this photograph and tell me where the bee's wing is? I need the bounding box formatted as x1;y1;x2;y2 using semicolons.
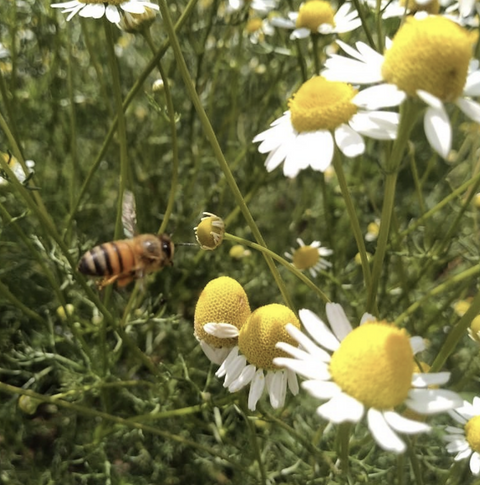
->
122;189;138;238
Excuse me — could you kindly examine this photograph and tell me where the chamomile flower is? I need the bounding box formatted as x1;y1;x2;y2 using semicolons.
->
285;238;333;277
271;1;361;39
51;0;159;24
245;16;275;44
253;76;399;178
194;276;251;365
274;303;462;453
445;397;480;475
363;0;440;20
194;212;225;250
205;304;300;411
0;152;35;186
323;15;480;159
365;219;381;242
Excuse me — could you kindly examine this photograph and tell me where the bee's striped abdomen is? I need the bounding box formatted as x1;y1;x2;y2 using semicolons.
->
78;241;136;277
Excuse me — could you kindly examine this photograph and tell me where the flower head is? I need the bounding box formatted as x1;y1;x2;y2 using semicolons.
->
118;5;157;31
445;397;480;475
253;76;399;178
365;219;380;242
271;1;361;39
323;15;480;159
194;276;251;364
285;238;333;277
194;212;225;250
274;303;462;453
51;0;159;24
205;303;300;410
0;152;35;186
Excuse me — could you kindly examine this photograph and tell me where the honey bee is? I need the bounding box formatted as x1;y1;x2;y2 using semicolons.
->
78;233;174;289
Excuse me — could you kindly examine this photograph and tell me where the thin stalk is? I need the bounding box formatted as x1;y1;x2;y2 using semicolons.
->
158;0;294;310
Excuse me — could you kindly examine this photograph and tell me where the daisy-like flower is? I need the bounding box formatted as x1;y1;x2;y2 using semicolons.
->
445;397;480;475
118;5;157;31
205;303;300;411
194;212;225;250
271;1;361;39
363;0;440;20
365;219;380;242
323;15;480;159
245;15;275;44
194;276;251;364
0;152;35;186
253;76;399;178
51;0;159;24
285;238;333;277
274;303;462;453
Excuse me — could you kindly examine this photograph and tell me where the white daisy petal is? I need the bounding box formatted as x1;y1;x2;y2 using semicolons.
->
470;452;480;475
273;357;331;380
445;425;466;435
456;447;474;461
281;323;332;361
199;340;231;365
286;368;299;396
317;392;364;423
228;364;256;392
264;143;292;173
335;124;365;158
464;70;480;96
105;4;121;23
79;3;105;18
447;440;471;454
411;372;450;387
407;389;463;414
276;337;330;363
222;354;247;387
367;408;406;453
350;111;400;140
353;84;406;109
423;104;451;159
216;346;239;378
300;308;341;351
325;303;353;343
290;28;312;39
248;369;266;411
203;322;240;338
456;97;480;123
266;370;287;408
270;17;296;29
410;336;425;354
301;379;342;400
383;410;430;434
120;0;148;14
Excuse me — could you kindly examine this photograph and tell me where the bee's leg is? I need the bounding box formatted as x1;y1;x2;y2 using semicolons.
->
97;275;121;289
116;275;135;287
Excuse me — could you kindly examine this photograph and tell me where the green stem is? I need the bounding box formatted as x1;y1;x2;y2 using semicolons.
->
366;100;423;312
158;0;294;310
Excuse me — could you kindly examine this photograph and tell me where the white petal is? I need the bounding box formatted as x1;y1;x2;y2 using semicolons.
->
383;410;430;434
325;303;353;342
407;389;463;414
273;357;331;381
456;97;480;123
410;336;425;354
300;308;341;351
215;346;239;378
105;4;121;23
120;0;148;14
350;111;399;140
367;408;406;453
417;89;443;109
301;379;342;400
455;447;474;461
199;340;231;365
464;69;480;96
444;425;466;436
411;372;450;387
290;28;311;39
276;336;331;363
471;452;480;475
228;364;256;392
317;393;364;423
423;105;451;159
446;439;470;454
270;17;296;29
335;124;365;158
353;84;405;109
264;143;290;173
79;3;105;18
266;370;287;408
286;368;299;396
203;322;240;338
51;0;80;7
222;354;247;387
248;369;265;411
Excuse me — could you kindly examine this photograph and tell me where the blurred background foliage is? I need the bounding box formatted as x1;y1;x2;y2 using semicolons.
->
0;0;479;483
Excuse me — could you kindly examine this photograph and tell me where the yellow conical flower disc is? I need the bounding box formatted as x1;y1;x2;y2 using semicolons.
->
329;322;414;409
295;0;335;31
466;415;480;453
381;16;476;101
292;246;319;270
195;215;225;250
289;77;358;132
194;276;251;348
239;304;300;371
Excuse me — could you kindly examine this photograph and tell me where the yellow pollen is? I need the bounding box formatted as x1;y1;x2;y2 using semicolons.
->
329;321;414;409
381;16;476;102
465;415;480;453
239;304;300;371
399;0;440;14
288;77;358;132
194;276;251;348
292;246;319;270
295;0;335;32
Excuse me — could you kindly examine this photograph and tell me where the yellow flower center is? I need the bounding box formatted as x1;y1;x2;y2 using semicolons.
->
471;316;480;334
246;17;263;33
194;213;225;250
329;322;414;409
399;0;440;14
194;276;251;348
295;0;335;32
292;246;319;270
239;304;300;371
381;16;476;102
289;77;358;132
465;415;480;453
